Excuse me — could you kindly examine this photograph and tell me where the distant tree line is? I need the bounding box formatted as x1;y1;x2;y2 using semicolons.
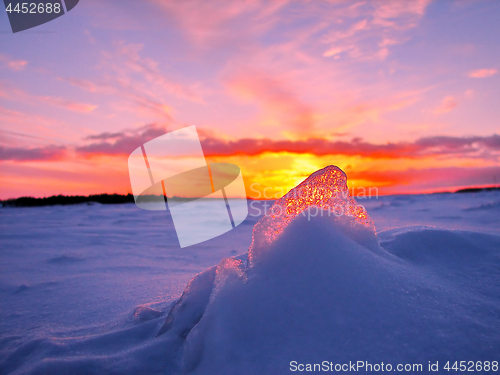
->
0;194;138;207
455;186;500;194
1;186;498;207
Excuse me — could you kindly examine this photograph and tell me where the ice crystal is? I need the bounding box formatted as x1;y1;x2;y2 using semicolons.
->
250;165;374;254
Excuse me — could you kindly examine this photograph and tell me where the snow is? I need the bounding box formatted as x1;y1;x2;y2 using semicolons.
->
1;171;500;374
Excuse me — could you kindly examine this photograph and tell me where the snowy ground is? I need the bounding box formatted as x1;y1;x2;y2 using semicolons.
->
0;190;499;374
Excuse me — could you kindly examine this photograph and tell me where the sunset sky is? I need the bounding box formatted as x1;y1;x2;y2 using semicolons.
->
1;0;499;199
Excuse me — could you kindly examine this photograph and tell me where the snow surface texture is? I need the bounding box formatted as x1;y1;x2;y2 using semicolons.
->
1;166;500;374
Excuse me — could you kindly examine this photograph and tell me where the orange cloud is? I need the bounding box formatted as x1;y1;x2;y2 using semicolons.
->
3;128;499;199
201;133;500;159
75;124;500;162
468;69;498;78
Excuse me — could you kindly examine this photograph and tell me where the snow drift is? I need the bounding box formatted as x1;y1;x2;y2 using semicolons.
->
156;166;500;374
1;166;499;374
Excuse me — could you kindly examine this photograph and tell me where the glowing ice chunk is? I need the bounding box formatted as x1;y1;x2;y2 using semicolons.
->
250;165;374;252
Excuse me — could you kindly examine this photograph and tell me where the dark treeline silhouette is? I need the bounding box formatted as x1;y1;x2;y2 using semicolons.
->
1;194;139;207
455;186;500;194
2;186;499;207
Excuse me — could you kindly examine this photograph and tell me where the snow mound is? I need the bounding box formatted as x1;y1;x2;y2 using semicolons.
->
158;217;500;374
250;165;375;263
153;166;500;374
2;166;499;375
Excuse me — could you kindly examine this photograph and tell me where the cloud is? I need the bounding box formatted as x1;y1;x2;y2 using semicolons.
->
433;96;457;114
0;82;97;113
63;76;173;119
417;134;497;155
39;96;98;113
0;145;66;161
77;124;168;156
60;42;202;119
226;71;316;133
0;54;28;71
320;0;432;61
373;0;431;20
148;0;285;46
112;42;202;103
150;0;431;62
468;69;497;78
61;77;113;94
0;105;70;143
84;131;129;141
76;125;500;161
201;136;412;158
200;133;500;159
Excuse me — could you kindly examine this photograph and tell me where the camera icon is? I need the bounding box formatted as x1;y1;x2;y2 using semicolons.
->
128;126;248;248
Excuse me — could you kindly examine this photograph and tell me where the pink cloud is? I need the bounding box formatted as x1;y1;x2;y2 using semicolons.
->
0;82;97;114
226;71;316;134
151;1;431;62
112;42;202;103
373;0;431;20
60;42;203;120
433;96;457;114
8;60;28;71
0;145;66;161
321;0;432;60
0;105;69;143
468;69;498;78
148;0;285;46
0;54;28;71
64;75;173;118
61;77;114;94
39;96;97;113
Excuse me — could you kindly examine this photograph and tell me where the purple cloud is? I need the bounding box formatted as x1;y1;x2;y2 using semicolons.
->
0;145;66;161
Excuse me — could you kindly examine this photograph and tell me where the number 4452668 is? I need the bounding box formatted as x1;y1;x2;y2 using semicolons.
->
5;2;61;14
